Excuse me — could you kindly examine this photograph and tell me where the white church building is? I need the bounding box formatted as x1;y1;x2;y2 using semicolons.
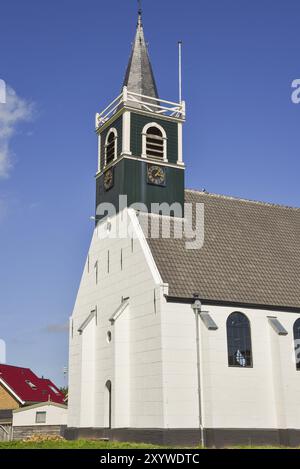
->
67;9;300;447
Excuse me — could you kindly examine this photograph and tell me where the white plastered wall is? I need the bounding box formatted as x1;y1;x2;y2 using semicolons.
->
161;302;300;430
68;209;167;429
13;404;67;427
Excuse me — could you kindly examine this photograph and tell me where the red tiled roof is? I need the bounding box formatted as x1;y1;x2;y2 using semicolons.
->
0;364;65;405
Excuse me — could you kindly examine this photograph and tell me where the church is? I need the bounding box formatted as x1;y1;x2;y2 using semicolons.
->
67;9;300;448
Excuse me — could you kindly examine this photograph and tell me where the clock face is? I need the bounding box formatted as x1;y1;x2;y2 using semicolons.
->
147;165;166;187
104;168;114;191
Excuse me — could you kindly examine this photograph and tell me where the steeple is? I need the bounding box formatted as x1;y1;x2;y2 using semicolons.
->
95;4;185;219
122;8;159;99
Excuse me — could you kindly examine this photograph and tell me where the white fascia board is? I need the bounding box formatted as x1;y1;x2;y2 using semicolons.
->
109;299;130;325
13;402;68;413
128;208;166;288
0;378;25;405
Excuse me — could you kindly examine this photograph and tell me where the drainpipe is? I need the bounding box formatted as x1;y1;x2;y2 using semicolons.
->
191;294;205;448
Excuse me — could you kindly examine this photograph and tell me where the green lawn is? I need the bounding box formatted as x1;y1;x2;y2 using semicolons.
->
0;440;293;449
0;439;177;450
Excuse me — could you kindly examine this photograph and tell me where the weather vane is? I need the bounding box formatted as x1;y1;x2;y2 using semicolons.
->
138;0;142;15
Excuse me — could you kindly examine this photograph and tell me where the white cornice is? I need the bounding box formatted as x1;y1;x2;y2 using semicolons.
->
109;299;130;325
78;309;97;334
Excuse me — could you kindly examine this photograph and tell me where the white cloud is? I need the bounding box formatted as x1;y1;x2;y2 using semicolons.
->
43;323;69;334
0;86;34;178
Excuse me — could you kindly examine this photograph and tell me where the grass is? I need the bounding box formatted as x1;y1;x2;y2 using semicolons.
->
0;439;175;450
0;433;294;450
0;440;294;450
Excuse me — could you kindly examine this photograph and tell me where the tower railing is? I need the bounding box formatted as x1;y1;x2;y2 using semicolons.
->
95;86;185;129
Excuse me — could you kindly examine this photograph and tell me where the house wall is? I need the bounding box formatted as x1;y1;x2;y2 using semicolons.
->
68;209;166;429
0;384;19;410
161;302;300;430
13;425;65;440
13;404;67;427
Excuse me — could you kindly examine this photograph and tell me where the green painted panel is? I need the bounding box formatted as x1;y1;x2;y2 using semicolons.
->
130;113;178;164
96;159;126;215
96;158;184;217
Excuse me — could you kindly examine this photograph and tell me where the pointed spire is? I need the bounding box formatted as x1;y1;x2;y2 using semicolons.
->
122;6;159;100
138;0;142;18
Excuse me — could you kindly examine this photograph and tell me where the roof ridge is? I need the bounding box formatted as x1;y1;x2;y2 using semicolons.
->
0;364;31;371
185;189;300;211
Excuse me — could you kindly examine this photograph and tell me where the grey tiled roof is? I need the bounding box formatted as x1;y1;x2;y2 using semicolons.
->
122;14;159;100
145;190;300;308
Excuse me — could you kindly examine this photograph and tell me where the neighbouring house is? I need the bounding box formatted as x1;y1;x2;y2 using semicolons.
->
0;364;65;441
12;402;68;440
0;364;65;409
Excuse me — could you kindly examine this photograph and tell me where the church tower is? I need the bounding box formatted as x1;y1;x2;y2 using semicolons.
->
95;9;186;216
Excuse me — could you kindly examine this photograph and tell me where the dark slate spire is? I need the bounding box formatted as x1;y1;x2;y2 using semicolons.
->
123;9;159;99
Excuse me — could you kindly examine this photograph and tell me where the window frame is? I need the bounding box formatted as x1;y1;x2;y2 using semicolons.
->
25;380;37;390
226;312;253;368
142;122;167;161
105;128;118;166
35;411;46;424
48;385;60;395
293;318;300;371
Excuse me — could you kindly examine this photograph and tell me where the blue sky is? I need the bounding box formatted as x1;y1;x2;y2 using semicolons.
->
0;0;299;385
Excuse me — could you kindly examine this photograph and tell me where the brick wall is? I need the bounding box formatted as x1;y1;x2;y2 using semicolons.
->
0;384;19;410
13;425;66;440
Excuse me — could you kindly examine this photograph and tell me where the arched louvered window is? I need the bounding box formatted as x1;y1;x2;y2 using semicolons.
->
142;123;167;160
227;312;252;367
293;318;300;370
105;129;117;165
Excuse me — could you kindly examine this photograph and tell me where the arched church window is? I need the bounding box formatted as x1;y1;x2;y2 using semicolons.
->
227;312;252;367
293;318;300;370
104;380;112;428
142;123;167;160
105;129;117;165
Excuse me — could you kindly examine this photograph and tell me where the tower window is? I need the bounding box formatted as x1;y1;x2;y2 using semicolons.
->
142;123;167;160
105;129;117;165
226;312;252;367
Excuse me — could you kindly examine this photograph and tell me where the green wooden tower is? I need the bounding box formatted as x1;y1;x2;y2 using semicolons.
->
95;10;185;218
